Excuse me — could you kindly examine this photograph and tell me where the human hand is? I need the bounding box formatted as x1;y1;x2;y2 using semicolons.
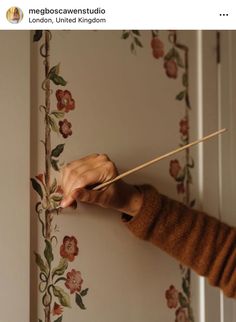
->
60;154;143;216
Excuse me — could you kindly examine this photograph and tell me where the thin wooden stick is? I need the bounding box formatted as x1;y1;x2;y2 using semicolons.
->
93;128;227;191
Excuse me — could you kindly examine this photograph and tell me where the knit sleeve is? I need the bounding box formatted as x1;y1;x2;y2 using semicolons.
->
125;184;236;298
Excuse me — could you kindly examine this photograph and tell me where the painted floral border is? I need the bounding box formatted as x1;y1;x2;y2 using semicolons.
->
31;30;88;322
122;30;195;322
31;30;195;322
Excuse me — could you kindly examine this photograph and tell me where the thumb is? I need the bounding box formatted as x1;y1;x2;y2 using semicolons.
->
60;188;99;208
60;189;80;208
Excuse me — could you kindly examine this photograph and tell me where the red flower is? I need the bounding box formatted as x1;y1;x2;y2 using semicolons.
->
169;159;181;179
65;269;83;294
179;118;189;136
164;60;178;78
60;236;79;262
59;119;72;139
53;302;63;316
56;185;64;194
177;182;185;194
151;37;164;59
36;173;45;185
175;307;189;322
165;285;179;309
56;90;75;113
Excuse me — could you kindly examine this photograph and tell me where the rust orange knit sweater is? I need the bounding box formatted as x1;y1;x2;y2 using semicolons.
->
125;185;236;298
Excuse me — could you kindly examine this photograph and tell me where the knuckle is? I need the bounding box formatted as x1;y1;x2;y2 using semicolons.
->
67;169;78;181
105;161;116;174
89;153;99;158
98;153;109;161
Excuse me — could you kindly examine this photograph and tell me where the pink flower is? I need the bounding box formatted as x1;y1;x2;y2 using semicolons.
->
175;307;189;322
151;37;164;59
164;60;178;78
177;183;185;194
65;269;83;294
60;236;79;262
56;90;75;113
165;285;179;309
59;119;72;139
52;302;63;316
169;159;181;179
179;118;189;136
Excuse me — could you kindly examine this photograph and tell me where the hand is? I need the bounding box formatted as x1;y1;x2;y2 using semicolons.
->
60;154;143;216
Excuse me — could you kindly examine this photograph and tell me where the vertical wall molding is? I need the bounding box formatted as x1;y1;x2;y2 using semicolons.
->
201;30;221;322
218;30;236;322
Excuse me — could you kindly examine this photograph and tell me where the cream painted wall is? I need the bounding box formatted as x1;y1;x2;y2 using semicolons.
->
0;31;30;321
1;30;235;322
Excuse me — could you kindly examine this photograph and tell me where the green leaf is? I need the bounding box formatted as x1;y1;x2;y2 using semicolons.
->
75;293;86;309
182;73;188;87
49;74;67;86
164;47;175;61
54;317;63;322
176;91;185;101
48;63;60;77
80;288;89;297
51;158;60;171
53;286;71;307
48;115;59;133
50;178;57;194
47;63;67;86
188;307;195;322
185;92;191;109
31;178;43;199
134;37;143;48
52;258;68;278
34;252;48;274
33;31;43;42
178;292;188;307
132;30;140;36
173;48;184;67
182;278;190;297
176;167;186;182
121;31;129;39
151;30;158;37
44;239;54;267
51;144;65;158
39;319;43;322
51;111;65;119
51;194;63;202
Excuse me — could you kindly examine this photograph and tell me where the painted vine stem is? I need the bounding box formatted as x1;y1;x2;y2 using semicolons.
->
31;30;88;322
161;31;195;322
122;30;195;322
166;30;195;322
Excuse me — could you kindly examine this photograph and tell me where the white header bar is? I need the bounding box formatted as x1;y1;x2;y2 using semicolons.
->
0;0;235;29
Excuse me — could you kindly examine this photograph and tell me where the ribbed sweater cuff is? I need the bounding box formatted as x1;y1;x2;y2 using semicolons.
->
124;184;162;239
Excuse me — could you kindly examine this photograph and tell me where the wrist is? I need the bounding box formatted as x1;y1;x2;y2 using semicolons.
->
117;183;144;217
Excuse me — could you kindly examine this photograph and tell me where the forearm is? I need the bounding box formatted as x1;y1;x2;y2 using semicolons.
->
125;185;236;298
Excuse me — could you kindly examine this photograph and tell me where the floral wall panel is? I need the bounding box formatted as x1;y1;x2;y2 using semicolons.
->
31;30;199;322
